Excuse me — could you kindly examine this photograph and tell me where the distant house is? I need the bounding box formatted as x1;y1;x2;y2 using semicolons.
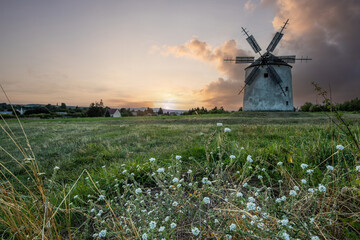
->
108;108;122;118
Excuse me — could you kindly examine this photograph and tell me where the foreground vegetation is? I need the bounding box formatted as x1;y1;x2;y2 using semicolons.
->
0;112;359;239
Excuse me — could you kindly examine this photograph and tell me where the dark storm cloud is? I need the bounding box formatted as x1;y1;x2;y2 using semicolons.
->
162;0;360;109
271;0;360;105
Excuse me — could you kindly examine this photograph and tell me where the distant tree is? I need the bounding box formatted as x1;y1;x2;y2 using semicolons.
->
145;107;155;115
119;108;133;117
158;107;164;115
60;103;67;110
136;110;146;116
87;100;107;117
24;107;50;115
300;102;313;112
238;107;243;111
105;108;110;117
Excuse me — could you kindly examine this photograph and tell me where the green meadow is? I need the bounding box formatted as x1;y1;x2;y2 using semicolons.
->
1;112;360;239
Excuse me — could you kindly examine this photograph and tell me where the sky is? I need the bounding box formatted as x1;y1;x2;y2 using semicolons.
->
0;0;359;110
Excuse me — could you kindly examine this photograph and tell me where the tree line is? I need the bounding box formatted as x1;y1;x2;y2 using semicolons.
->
300;98;360;112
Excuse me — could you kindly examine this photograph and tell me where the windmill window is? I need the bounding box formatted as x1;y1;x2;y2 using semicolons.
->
264;73;268;78
285;86;289;91
286;101;289;106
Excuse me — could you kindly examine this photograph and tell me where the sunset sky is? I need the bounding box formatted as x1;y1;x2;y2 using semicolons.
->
1;0;359;110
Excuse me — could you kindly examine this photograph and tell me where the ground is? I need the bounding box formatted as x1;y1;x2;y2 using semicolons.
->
1;112;360;239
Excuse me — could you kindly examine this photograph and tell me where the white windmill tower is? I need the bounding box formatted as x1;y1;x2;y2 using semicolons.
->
225;19;311;111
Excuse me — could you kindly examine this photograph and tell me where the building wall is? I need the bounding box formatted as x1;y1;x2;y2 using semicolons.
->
243;65;293;111
113;110;122;118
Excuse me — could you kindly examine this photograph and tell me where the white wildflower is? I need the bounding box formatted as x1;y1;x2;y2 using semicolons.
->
247;155;253;163
230;155;236;159
356;166;360;172
149;221;157;229
172;177;179;183
226;234;232;240
187;169;192;174
301;179;307;184
282;232;290;240
224;128;231;133
326;165;334;171
300;163;308;169
203;197;211;204
175;155;182;160
98;195;105;201
236;192;243;197
214;219;219;224
142;233;147;240
294;186;299;191
289;190;297;196
172;201;178;207
202;177;211;184
336;145;344;150
54;166;60;171
216;123;223;127
135;188;142;194
246;202;256;211
96;210;103;217
277;162;283;166
229;223;236;231
122;170;127;174
192;227;200;236
98;229;107;238
280;218;289;226
157;168;164;173
170;222;177;229
258;175;263;179
308;188;315;193
311;236;320;240
149;157;156;163
307;169;314;174
318;184;326;192
159;226;165;232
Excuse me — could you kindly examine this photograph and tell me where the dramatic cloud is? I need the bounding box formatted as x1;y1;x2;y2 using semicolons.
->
270;0;360;104
161;39;249;109
160;0;360;109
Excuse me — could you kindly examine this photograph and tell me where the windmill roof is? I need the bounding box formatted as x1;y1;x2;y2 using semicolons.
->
245;53;292;70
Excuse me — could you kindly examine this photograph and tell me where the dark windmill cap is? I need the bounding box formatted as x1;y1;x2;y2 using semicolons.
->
245;53;292;70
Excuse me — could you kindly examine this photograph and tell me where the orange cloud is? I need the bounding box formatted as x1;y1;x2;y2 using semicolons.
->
160;39;249;109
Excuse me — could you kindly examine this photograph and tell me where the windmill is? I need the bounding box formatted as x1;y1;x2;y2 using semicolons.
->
225;19;311;111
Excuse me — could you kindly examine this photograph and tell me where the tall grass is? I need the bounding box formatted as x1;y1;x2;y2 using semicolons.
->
0;91;360;238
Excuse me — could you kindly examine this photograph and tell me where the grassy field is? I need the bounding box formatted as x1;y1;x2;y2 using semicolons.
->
1;112;360;239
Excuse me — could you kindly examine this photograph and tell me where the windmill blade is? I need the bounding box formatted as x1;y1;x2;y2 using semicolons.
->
236;56;255;63
224;58;236;62
266;19;289;53
245;66;260;85
246;35;262;53
266;65;286;96
266;32;284;52
278;55;296;63
238;85;246;95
